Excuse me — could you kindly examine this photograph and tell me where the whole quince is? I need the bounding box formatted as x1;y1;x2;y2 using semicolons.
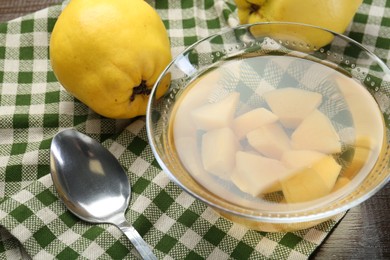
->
50;0;172;119
234;0;362;48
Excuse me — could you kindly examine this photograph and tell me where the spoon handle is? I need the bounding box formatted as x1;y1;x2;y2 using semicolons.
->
117;220;157;260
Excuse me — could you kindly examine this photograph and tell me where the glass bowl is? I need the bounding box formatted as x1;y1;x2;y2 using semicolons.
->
146;22;390;232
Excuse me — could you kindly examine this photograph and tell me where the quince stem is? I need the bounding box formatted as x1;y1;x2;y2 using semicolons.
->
130;80;151;101
250;4;260;14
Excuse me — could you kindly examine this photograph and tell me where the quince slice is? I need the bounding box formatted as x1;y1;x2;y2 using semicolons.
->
172;71;222;137
231;151;288;196
291;109;341;154
263;88;322;128
191;92;240;131
201;127;239;179
332;177;350;192
233;108;278;139
281;150;326;169
335;75;383;146
247;122;291;159
281;155;341;203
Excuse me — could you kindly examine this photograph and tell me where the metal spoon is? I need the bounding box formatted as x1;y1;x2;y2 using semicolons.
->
50;129;156;260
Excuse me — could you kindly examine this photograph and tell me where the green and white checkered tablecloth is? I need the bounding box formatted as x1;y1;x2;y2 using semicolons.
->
0;0;389;259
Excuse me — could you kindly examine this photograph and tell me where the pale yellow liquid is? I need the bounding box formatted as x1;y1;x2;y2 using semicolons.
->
169;55;386;209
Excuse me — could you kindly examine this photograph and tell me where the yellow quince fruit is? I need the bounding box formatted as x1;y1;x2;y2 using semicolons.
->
234;0;362;48
50;0;172;118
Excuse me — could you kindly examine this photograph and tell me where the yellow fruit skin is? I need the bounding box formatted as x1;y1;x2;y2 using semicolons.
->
235;0;362;31
234;0;362;48
50;0;172;118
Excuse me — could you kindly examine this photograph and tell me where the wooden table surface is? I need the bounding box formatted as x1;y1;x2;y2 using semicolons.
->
1;1;389;259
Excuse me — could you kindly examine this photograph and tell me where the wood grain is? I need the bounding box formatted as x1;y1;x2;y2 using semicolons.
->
0;0;62;22
0;1;389;259
311;185;390;259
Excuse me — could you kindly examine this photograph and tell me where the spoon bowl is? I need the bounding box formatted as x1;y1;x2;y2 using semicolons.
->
50;129;156;259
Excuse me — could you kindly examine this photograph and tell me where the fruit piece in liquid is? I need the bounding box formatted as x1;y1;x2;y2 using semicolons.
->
170;55;385;208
